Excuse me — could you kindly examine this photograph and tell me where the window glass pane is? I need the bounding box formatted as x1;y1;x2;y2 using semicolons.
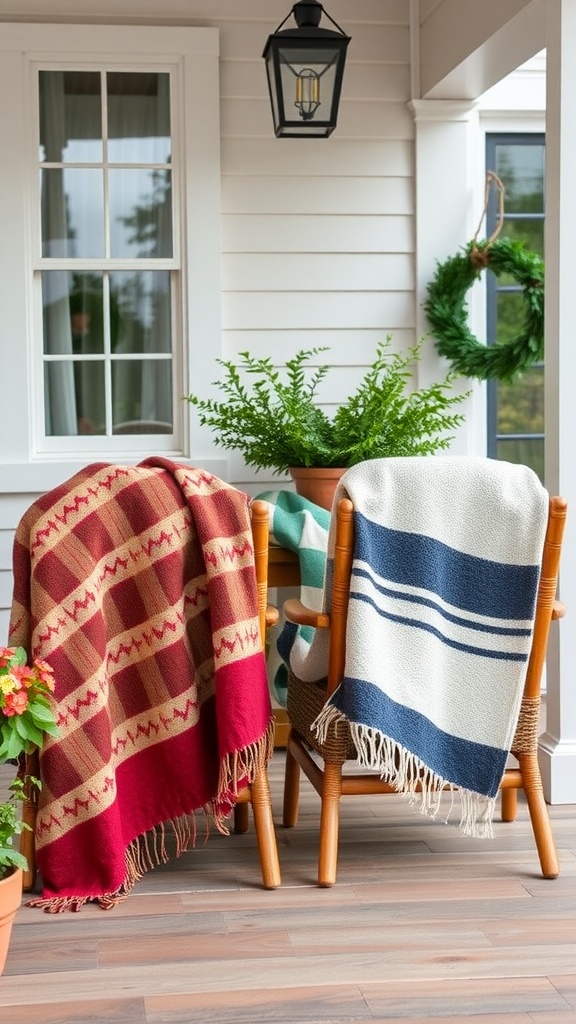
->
499;218;544;263
41;168;105;257
42;269;74;356
112;359;173;433
110;271;172;354
70;274;106;353
107;72;171;164
42;271;104;355
494;290;525;341
74;362;107;435
496;366;544;435
108;169;172;258
44;361;106;436
39;63;177;443
496;438;544;482
494;144;545;213
486;134;545;482
39;70;102;163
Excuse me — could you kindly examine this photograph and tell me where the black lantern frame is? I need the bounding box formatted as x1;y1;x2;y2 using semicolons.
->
262;1;351;139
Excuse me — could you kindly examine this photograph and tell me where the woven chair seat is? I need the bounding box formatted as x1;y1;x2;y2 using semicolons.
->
287;670;356;764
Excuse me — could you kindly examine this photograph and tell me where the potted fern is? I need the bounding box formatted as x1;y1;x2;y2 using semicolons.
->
186;336;468;507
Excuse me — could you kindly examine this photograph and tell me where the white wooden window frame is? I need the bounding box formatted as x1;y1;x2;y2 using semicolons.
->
33;61;182;455
0;23;221;494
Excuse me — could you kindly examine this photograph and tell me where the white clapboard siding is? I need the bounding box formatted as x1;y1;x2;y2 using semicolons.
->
0;570;14;615
221;20;409;64
0;529;13;635
0;611;10;643
219;329;415;363
222;291;413;331
0;494;36;530
221;98;414;141
220;62;411;105
221;253;414;292
0;493;40;642
220;176;413;216
222;215;413;254
220;138;413;178
0;530;13;573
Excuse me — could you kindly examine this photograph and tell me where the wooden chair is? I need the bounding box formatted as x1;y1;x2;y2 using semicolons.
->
20;496;281;894
282;490;567;887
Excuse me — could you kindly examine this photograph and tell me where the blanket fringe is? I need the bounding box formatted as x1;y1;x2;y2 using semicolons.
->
27;724;276;914
313;704;497;839
213;716;276;826
27;806;210;913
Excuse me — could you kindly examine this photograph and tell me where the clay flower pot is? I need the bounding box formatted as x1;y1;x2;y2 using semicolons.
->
289;467;346;511
0;866;23;975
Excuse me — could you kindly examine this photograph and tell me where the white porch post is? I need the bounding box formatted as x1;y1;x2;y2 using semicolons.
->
538;0;576;802
409;99;486;457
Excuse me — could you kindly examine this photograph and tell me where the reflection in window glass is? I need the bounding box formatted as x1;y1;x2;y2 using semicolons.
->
44;360;106;436
41;168;105;258
497;438;544;482
500;218;544;257
39;68;175;438
494;291;524;340
109;169;172;258
109;271;172;354
496;366;544;435
39;70;102;163
107;72;171;164
42;270;105;356
493;144;545;213
112;360;173;432
486;134;545;482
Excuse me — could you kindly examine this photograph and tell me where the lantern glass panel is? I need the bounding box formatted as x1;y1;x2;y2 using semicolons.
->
277;45;339;123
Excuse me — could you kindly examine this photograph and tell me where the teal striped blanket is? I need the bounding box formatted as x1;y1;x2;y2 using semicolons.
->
255;490;330;705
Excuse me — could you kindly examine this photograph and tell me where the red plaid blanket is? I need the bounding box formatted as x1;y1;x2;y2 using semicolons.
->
9;457;273;911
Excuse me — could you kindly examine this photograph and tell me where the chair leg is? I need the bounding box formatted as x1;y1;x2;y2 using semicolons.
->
317;761;343;887
283;738;301;828
249;768;281;889
501;787;518;822
233;802;250;834
519;754;559;879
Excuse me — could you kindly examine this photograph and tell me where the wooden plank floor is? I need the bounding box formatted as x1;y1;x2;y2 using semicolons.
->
1;752;576;1023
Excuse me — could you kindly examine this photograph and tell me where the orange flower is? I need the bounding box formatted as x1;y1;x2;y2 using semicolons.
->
2;688;28;716
9;663;34;687
0;645;58;765
33;659;56;691
0;647;16;669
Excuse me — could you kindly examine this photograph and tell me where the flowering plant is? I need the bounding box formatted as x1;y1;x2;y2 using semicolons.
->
0;645;58;879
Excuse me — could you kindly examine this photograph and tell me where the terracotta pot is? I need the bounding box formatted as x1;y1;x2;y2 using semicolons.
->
289;467;346;511
0;866;22;975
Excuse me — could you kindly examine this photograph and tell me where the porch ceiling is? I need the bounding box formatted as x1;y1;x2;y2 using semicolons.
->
419;0;546;100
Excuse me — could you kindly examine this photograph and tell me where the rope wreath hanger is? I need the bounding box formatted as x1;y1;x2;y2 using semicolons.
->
424;172;545;383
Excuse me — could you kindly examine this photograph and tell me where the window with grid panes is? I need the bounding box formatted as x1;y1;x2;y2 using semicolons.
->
485;134;545;481
37;68;178;445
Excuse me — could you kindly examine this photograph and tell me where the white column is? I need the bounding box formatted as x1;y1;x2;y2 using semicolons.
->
538;0;576;802
409;99;487;457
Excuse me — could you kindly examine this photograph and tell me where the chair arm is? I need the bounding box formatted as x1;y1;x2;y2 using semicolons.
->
265;605;280;629
552;599;566;621
283;598;330;629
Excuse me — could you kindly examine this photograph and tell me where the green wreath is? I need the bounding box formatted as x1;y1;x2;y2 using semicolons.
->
424;237;544;382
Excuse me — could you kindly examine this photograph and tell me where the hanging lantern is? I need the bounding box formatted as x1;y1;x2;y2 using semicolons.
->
262;1;351;138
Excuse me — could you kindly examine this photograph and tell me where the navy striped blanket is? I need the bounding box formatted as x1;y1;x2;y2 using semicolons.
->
307;458;548;836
